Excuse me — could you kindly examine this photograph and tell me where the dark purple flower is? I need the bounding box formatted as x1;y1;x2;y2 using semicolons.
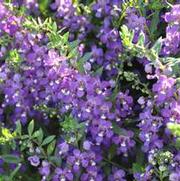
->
108;168;126;181
58;141;69;155
53;167;73;181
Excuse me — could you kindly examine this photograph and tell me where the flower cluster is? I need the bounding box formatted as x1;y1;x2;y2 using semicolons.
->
163;5;180;55
0;1;180;181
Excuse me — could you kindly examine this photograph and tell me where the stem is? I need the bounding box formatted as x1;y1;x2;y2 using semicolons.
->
159;171;164;181
137;7;154;42
103;157;129;172
165;0;173;7
9;163;22;180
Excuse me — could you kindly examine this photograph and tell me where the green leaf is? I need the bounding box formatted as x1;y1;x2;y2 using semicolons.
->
32;129;43;139
2;154;22;164
41;135;55;146
175;138;180;149
167;123;180;137
132;163;144;173
112;122;128;136
177;78;180;88
15;120;22;136
92;67;103;76
120;25;134;47
49;156;62;166
21;135;29;139
136;146;144;165
77;52;92;73
28;120;34;136
62;32;69;44
37;128;44;144
68;48;78;59
52;22;57;32
0;127;15;143
104;165;111;176
61;115;78;132
68;40;79;50
150;10;160;36
39;0;51;16
6;49;22;69
108;144;116;160
152;37;162;55
60;115;85;143
0;175;9;181
47;140;56;155
20;140;28;151
10;163;21;179
137;32;145;46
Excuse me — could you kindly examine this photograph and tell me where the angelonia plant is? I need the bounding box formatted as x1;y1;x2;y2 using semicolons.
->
0;0;180;181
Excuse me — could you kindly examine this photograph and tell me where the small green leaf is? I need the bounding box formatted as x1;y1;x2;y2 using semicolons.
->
21;135;29;139
175;138;180;149
0;175;9;181
77;52;92;73
104;165;111;176
112;122;128;136
62;32;69;44
47;140;56;155
108;144;116;160
52;22;57;32
152;37;162;55
68;48;78;59
41;135;55;146
10;163;22;179
39;0;51;17
150;10;160;34
32;129;42;139
37;128;44;144
20;141;28;151
120;25;134;47
68;40;79;50
2;154;22;164
15;120;22;136
6;49;22;69
136;146;145;165
28;120;34;136
137;32;145;46
132;163;144;173
176;77;180;88
92;67;103;76
167;123;180;137
49;156;62;166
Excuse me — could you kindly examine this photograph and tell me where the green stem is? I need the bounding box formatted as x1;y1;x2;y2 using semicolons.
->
137;7;154;42
103;157;129;172
9;163;22;180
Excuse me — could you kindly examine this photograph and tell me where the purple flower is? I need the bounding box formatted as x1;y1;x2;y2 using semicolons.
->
108;168;126;181
125;7;147;43
115;91;133;118
83;140;91;151
39;161;50;176
81;166;103;181
53;167;73;181
28;155;40;167
67;149;82;172
163;5;180;55
134;165;153;181
58;141;69;155
169;172;180;181
152;75;176;104
112;130;135;155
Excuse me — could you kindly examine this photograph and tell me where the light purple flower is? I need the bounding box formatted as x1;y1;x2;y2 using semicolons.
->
28;155;40;167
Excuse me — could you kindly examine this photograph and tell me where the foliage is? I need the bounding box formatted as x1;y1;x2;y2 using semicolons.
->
0;0;180;180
